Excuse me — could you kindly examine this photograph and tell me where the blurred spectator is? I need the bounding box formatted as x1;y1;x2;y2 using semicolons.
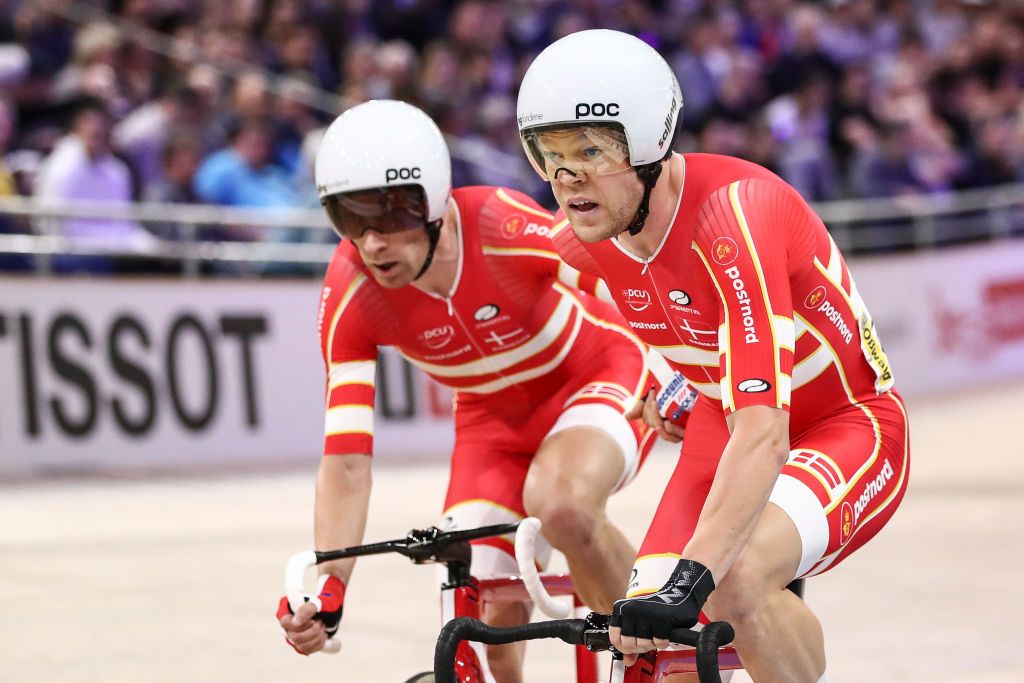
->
671;15;730;131
33;98;156;273
52;22;130;116
0;94;31;270
144;130;204;239
0;0;1021;275
114;84;201;192
766;5;839;98
194;116;298;208
850;122;920;198
766;73;839;200
955;117;1019;190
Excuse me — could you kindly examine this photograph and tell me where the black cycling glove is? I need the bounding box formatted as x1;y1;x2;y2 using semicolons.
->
611;559;715;640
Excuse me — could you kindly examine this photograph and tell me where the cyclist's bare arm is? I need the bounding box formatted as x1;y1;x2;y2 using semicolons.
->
279;453;371;654
315;453;373;581
682;406;789;581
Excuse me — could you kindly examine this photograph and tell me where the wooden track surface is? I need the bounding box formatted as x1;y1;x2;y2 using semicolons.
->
2;383;1022;682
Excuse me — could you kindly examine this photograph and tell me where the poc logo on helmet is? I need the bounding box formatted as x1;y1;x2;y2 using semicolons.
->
575;102;620;119
385;167;421;183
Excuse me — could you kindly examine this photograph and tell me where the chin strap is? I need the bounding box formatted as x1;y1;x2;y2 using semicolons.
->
625;161;665;236
412;219;444;280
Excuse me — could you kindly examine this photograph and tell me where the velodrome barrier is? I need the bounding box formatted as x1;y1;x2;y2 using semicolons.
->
1;237;1022;476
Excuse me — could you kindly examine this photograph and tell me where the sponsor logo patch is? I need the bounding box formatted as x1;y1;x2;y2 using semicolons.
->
805;286;826;309
840;502;854;546
712;237;738;266
859;316;894;392
853;459;894;524
623;288;652;312
385;167;420;183
668;289;691;306
724;266;760;344
474;304;500;322
629;320;668;331
737;378;771;393
418;324;455;350
575;102;620;119
501;214;526;239
658;97;678;147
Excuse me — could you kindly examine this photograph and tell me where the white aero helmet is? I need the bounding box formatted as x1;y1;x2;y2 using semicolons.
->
517;30;682;234
315;99;452;227
517;29;682;169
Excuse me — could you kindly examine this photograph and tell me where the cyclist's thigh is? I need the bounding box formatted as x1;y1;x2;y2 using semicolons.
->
628;398;729;597
548;316;653;489
540;400;657;495
771;390;910;579
442;409;547;575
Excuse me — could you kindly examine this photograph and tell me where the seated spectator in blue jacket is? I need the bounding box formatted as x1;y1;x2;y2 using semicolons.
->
193;116;312;274
193;116;299;208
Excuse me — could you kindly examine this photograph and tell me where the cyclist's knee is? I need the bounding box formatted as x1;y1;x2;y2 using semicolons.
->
706;546;798;626
705;554;772;626
523;491;600;548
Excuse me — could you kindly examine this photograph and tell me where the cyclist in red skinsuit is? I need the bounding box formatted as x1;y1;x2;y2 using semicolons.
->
517;30;909;683
277;100;655;682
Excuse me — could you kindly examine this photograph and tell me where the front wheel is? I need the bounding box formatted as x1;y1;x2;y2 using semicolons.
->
403;673;435;683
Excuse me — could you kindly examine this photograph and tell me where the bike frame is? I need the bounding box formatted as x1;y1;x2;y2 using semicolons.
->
439;564;599;683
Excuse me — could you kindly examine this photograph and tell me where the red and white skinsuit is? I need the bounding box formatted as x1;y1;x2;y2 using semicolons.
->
318;185;655;576
552;154;910;594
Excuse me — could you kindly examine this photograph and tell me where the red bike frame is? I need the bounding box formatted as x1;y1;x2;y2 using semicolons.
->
440;573;598;682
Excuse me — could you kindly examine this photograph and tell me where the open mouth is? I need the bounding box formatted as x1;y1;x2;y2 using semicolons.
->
372;261;398;273
568;199;598;213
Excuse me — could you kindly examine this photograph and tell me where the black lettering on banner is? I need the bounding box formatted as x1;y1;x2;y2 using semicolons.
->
48;313;98;438
166;314;219;431
376;351;415;420
108;315;156;436
219;315;268;428
18;314;41;437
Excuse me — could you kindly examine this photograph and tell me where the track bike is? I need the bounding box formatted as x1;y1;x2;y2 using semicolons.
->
285;519;796;681
283;521;600;682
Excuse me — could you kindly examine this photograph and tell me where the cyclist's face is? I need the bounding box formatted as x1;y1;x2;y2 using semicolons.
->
323;186;431;288
351;225;431;288
534;129;643;243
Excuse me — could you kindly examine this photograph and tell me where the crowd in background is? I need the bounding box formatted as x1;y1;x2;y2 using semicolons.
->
1;0;1024;273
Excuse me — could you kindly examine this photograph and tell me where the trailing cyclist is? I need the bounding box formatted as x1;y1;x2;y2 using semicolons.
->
277;99;659;682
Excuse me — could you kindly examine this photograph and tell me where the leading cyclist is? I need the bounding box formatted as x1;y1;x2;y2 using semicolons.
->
276;100;658;682
516;30;910;683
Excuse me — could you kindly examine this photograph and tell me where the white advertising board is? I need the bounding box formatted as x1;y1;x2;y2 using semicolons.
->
848;239;1024;397
2;238;1022;475
0;277;454;476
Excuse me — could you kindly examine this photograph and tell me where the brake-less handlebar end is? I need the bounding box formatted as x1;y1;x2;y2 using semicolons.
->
284;550;318;613
515;517;572;618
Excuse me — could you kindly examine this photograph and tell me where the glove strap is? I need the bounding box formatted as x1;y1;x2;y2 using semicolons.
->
664;559;715;608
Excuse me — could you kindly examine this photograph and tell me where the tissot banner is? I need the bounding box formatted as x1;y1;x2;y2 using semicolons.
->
2;239;1022;475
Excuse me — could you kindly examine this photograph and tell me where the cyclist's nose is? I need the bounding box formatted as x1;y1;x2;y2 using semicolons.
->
359;229;389;253
554;167;586;187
